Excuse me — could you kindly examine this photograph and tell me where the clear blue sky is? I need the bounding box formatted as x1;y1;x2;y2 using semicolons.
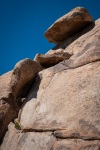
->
0;0;100;75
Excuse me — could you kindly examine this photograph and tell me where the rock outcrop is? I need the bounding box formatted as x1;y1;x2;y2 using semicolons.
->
44;7;93;43
0;7;100;150
20;61;100;138
0;59;42;141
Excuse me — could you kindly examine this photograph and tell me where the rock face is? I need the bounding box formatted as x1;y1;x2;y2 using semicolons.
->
1;123;100;150
44;7;93;43
20;61;100;138
1;123;56;150
0;59;42;141
1;7;100;150
0;71;18;141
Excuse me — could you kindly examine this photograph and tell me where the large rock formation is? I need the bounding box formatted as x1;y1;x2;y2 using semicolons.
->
0;7;100;150
0;59;42;141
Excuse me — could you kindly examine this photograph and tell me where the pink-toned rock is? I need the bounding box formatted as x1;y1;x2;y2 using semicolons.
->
0;71;17;140
1;122;100;150
20;61;100;140
0;122;56;150
62;19;100;68
10;18;99;149
19;18;100;142
0;58;42;140
44;7;93;43
53;139;100;150
1;8;100;150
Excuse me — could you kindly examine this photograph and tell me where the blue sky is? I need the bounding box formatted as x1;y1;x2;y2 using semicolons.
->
0;0;100;75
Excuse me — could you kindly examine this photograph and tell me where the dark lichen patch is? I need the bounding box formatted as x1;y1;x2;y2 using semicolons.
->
79;119;100;135
80;144;100;150
55;145;71;150
71;133;80;138
50;120;59;126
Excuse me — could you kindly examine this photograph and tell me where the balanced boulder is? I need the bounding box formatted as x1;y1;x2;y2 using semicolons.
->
11;58;42;97
44;7;93;43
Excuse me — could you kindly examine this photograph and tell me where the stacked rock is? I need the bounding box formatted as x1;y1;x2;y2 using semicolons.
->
1;7;100;150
